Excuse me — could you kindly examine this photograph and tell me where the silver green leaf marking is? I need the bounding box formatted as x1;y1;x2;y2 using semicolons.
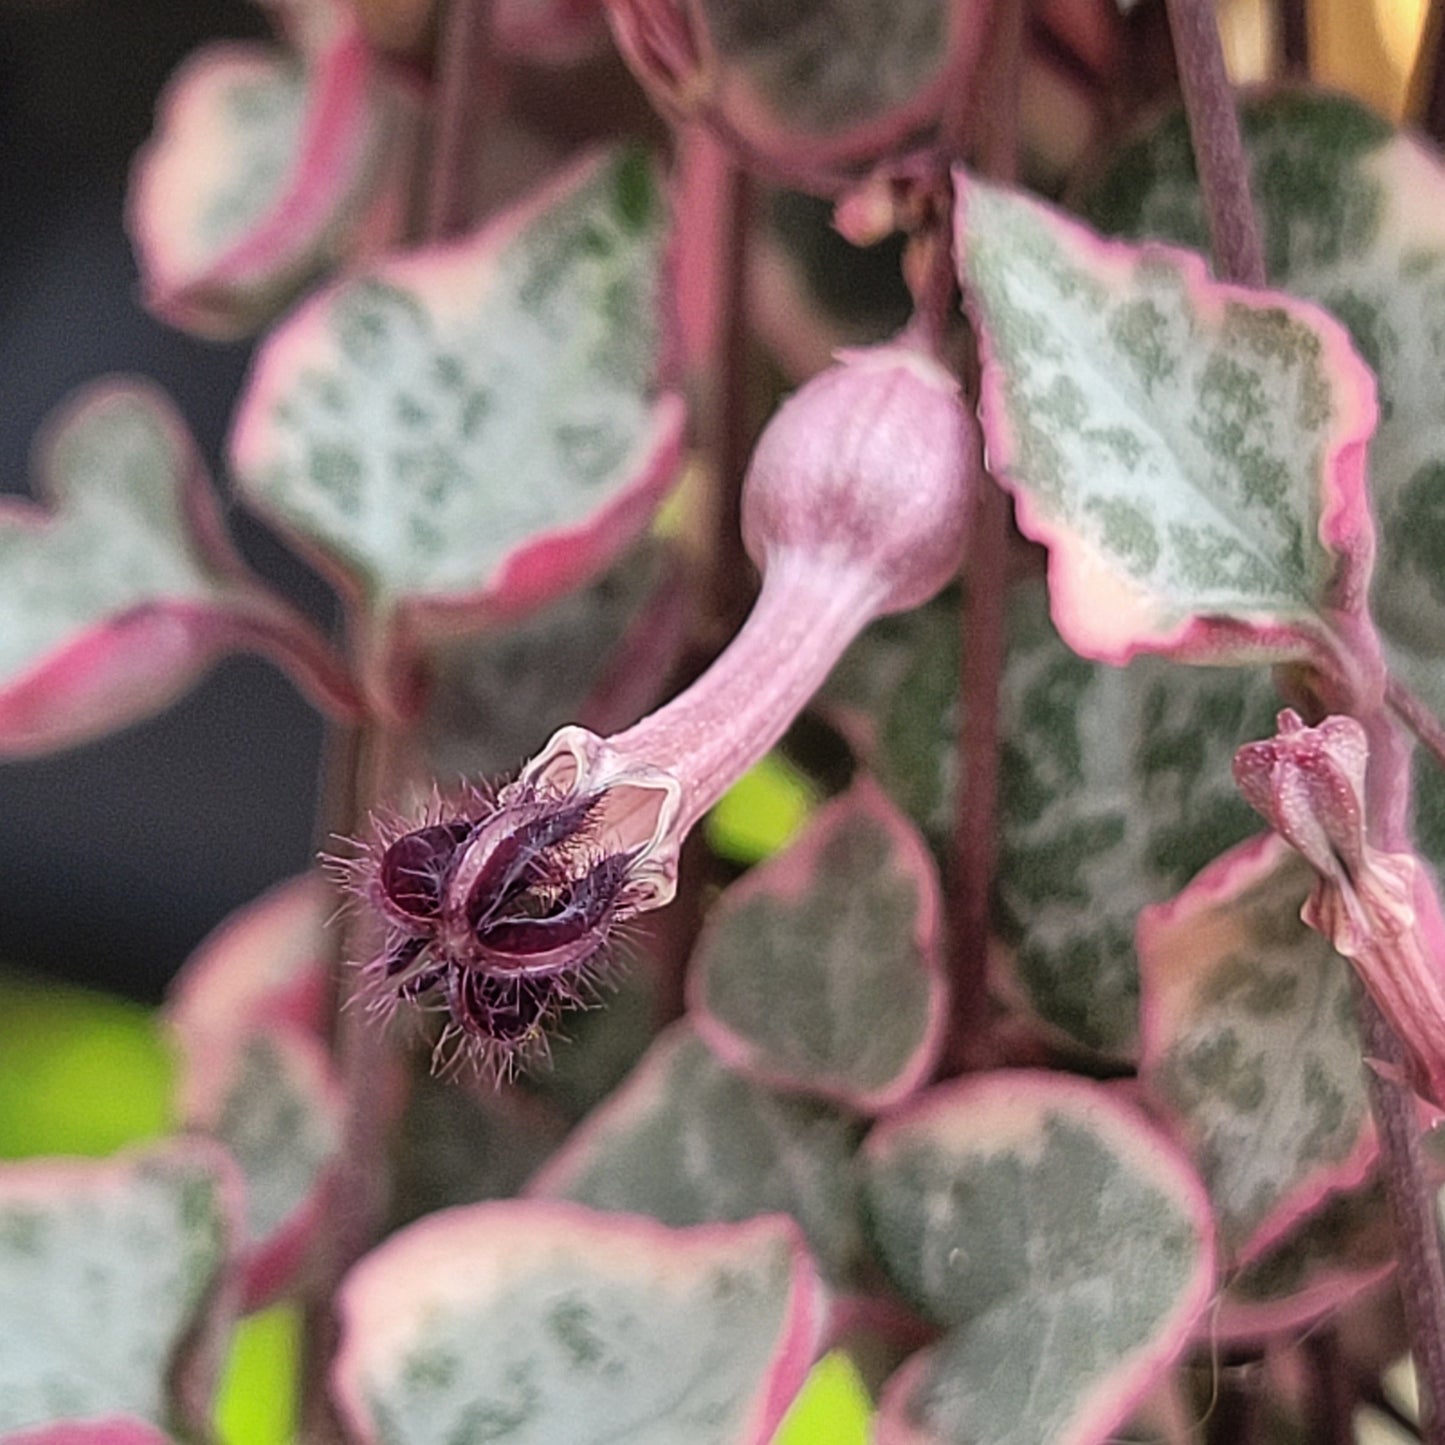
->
998;586;1276;1055
539;1027;867;1288
1145;848;1368;1254
865;1099;1207;1445
242;148;670;606
961;176;1362;643
0;1149;230;1430
357;1233;796;1445
695;813;936;1102
0;389;217;681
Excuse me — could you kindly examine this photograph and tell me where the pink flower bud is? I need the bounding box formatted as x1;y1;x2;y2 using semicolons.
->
743;345;976;614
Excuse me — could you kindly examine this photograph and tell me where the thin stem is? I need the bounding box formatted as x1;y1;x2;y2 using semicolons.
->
1276;0;1309;77
946;0;1021;1065
1357;983;1445;1445
1412;0;1445;147
1389;676;1445;775
1164;0;1266;287
424;0;504;241
1304;1332;1359;1445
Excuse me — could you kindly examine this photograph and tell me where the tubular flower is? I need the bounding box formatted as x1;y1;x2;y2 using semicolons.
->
354;340;979;1073
1235;708;1445;1105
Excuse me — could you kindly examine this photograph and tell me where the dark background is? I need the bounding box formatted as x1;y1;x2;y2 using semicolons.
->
0;0;336;1000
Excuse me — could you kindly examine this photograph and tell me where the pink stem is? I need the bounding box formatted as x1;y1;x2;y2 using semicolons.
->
947;0;1021;1065
425;0;505;240
610;552;883;841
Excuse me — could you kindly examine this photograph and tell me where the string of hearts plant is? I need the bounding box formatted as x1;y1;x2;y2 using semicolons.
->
6;0;1445;1441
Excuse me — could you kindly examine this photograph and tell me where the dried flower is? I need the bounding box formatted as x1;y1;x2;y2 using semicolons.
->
1235;708;1445;1104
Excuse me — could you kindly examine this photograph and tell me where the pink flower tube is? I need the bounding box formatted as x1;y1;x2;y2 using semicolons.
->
356;340;978;1069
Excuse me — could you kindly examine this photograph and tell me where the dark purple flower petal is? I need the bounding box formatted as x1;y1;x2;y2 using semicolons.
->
378;820;474;923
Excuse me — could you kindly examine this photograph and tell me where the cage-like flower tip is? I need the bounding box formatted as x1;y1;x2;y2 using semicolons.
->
351;780;644;1077
741;343;977;615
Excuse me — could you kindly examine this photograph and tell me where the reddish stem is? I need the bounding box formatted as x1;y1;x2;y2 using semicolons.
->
1415;1;1445;156
1276;0;1309;76
424;0;505;240
946;0;1021;1064
1164;0;1266;288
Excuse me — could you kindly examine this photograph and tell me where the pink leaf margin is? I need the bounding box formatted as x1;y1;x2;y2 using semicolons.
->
0;379;356;755
229;146;686;638
688;776;949;1113
0;1139;245;1434
864;1070;1218;1445
331;1200;827;1445
165;875;341;1310
953;171;1379;669
127;26;400;340
0;1420;176;1445
1137;832;1377;1265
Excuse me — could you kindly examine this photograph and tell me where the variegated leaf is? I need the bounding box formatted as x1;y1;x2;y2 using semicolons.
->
0;1142;236;1433
690;779;947;1111
528;1025;867;1288
333;1202;825;1445
1138;834;1372;1260
955;170;1377;666
863;1072;1215;1445
230;147;684;688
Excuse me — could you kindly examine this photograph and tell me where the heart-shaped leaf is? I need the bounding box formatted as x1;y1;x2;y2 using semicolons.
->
689;778;947;1111
1216;1180;1395;1341
1084;89;1445;866
128;26;417;340
862;1071;1215;1445
996;583;1277;1057
0;382;356;756
954;170;1378;666
175;1030;344;1310
0;1141;238;1435
333;1200;826;1445
230;146;685;690
1138;833;1373;1262
528;1025;868;1289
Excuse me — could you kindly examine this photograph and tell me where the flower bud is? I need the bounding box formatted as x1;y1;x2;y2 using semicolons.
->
742;344;976;614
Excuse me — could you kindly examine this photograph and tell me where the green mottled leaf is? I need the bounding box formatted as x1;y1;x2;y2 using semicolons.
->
956;169;1376;664
0;1142;235;1433
690;780;946;1111
1138;836;1370;1259
231;147;682;639
1219;1181;1393;1339
997;585;1277;1056
334;1203;823;1445
529;1026;868;1288
388;1073;570;1228
422;543;680;782
1084;89;1445;873
864;1072;1214;1445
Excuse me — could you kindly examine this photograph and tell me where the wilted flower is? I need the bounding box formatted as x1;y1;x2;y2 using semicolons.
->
1235;708;1445;1105
354;339;978;1075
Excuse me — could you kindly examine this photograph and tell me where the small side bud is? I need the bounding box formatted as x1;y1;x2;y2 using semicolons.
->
741;343;977;614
